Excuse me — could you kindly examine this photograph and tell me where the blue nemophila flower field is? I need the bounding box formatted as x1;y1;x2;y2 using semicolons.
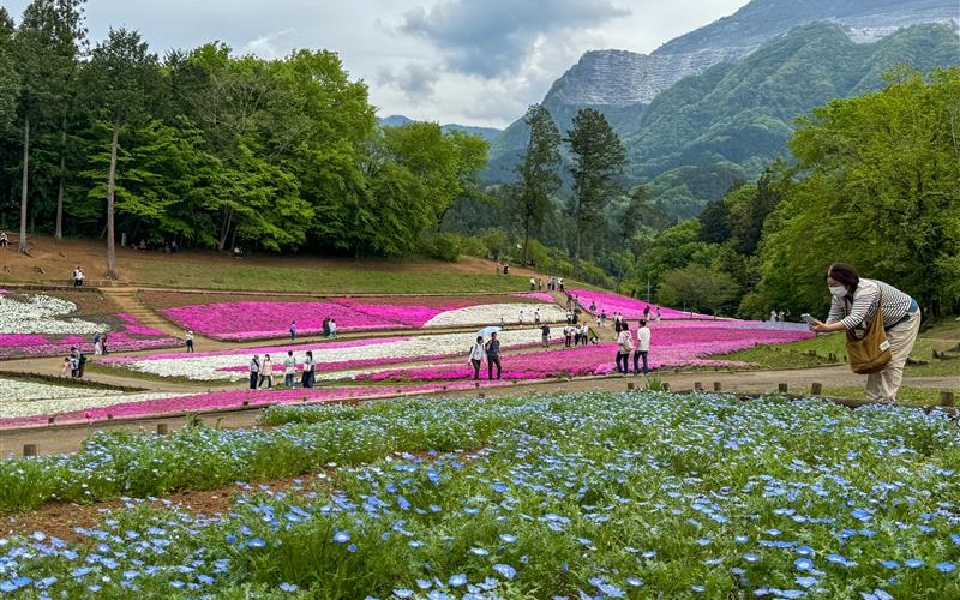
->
1;392;959;599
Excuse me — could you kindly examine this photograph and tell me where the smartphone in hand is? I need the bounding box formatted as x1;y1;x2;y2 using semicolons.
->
801;313;815;324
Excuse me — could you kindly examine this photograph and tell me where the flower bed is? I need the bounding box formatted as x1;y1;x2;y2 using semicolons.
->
0;292;179;358
568;288;711;319
153;293;559;340
0;381;512;428
0;394;957;599
356;323;811;382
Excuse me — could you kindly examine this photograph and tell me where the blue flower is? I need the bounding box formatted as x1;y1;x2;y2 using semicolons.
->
796;576;817;588
449;574;468;588
333;531;351;544
393;589;415;598
246;538;266;548
499;534;517;543
744;553;760;563
625;577;643;587
279;582;298;591
880;560;899;569
595;583;624;598
794;558;813;571
417;579;433;589
493;564;517;579
904;558;925;569
936;563;956;572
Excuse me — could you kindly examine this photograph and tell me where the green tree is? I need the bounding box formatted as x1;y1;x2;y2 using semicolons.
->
566;107;625;270
513;104;561;265
756;67;960;316
0;8;18;136
11;0;86;252
84;28;159;278
658;264;739;314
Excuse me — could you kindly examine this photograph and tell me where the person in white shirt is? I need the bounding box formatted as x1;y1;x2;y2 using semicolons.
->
329;319;337;339
616;325;633;374
185;330;194;352
76;267;84;287
580;323;589;347
529;277;536;291
558;276;564;292
301;350;316;388
633;320;651;375
468;336;484;380
284;351;297;388
518;310;524;325
261;354;273;389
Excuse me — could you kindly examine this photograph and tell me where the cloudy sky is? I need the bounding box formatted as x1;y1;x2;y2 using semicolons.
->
6;0;750;127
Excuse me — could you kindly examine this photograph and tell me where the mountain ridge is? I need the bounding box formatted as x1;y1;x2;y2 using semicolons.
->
378;114;502;141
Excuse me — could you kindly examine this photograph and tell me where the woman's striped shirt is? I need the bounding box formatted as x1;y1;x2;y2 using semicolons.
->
826;278;913;331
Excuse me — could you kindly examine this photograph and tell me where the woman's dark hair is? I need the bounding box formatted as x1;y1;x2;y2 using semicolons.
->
476;336;483;343
828;263;860;291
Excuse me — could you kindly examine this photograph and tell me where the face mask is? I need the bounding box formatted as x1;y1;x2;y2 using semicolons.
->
829;285;847;297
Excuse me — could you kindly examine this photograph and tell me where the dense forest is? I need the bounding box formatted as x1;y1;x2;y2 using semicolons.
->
0;2;956;319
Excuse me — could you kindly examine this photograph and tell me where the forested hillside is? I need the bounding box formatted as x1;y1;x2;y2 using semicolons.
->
0;3;489;264
628;22;960;217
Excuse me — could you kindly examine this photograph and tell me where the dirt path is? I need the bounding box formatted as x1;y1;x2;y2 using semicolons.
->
2;365;954;457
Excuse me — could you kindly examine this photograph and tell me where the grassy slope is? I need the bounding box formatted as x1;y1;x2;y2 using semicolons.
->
712;321;960;378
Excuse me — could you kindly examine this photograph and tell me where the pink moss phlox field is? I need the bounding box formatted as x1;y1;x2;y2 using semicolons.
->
0;381;514;428
0;314;178;358
567;289;711;320
511;292;556;303
162;301;404;340
100;336;413;364
356;323;812;382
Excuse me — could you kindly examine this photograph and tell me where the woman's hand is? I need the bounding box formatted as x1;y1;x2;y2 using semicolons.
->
810;320;845;333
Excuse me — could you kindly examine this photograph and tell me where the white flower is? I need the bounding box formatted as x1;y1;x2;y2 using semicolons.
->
424;304;566;327
113;329;556;381
0;294;107;335
0;377;176;419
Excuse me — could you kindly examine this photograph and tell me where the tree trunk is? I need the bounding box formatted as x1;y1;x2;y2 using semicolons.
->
55;114;66;241
106;118;120;280
523;212;530;267
18;114;29;253
218;208;233;251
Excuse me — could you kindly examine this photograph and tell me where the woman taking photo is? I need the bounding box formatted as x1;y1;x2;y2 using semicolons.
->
808;264;920;402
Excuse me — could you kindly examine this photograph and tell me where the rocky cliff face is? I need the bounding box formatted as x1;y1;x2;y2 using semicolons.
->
547;0;957;109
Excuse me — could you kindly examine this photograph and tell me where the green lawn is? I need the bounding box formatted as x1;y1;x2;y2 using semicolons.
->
714;320;960;376
129;260;532;294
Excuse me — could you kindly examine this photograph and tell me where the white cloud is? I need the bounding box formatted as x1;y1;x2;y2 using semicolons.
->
4;0;752;127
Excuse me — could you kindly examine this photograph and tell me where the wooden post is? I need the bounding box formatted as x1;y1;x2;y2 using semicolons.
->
627;382;635;391
778;383;788;393
474;382;480;389
942;391;956;408
47;416;54;425
479;392;486;398
106;413;114;420
811;383;823;396
933;349;940;360
694;382;703;391
713;382;722;392
156;424;169;435
242;401;249;407
663;383;670;391
23;444;38;457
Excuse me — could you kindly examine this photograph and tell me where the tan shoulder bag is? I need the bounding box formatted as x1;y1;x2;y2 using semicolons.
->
845;288;892;374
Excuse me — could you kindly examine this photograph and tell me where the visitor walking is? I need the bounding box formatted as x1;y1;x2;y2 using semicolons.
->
540;323;551;348
558;276;564;292
249;355;260;390
101;333;109;355
580;322;589;346
808;263;920;403
616;325;633;374
289;322;296;342
529;277;536;291
70;354;79;378
185;330;194;353
77;352;86;378
302;351;316;389
261;354;273;389
563;324;572;348
94;333;102;356
323;318;330;338
518;310;524;326
655;307;661;325
643;305;651;321
535;309;541;325
600;310;607;326
329;319;337;339
633;320;651;375
485;332;502;380
469;336;484;380
573;324;581;346
538;278;543;292
284;351;297;388
61;356;71;376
